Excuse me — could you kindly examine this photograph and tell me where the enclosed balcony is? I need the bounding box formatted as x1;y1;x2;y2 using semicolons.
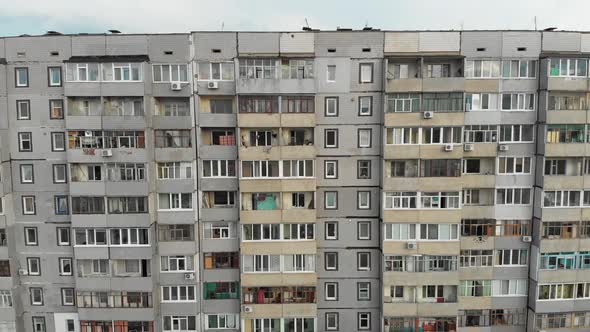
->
200;128;237;159
198;96;236;127
67;130;146;163
240;191;315;222
76;259;152;290
153;97;192;129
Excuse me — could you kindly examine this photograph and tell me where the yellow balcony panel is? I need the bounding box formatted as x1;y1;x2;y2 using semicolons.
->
280;113;315;127
422;77;465;92
545;144;588;157
418;241;460;255
579;239;590;251
282;303;316;317
458;296;493;310
386;78;423;93
383;241;417;255
541;208;583;222
459;267;493;280
422;112;464;127
281;179;315;192
540;238;580;253
461;205;494;219
547;77;588;91
240;179;282;192
543;176;584;190
241;273;317;287
238;113;281;127
464;143;497;157
240;210;282;223
460;237;496;250
383;210;461;223
383;302;418;317
240;241;317;255
384;145;420;159
418;177;462;192
464;79;499;92
280;145;316;159
242;304;283;319
282;209;316;222
419;145;463;159
383;177;419;191
582;209;590;220
462;175;496;188
239;146;281;160
383;271;459;286
385;113;422;127
547;111;586;124
537;269;581;284
383;210;419;223
417;302;458;317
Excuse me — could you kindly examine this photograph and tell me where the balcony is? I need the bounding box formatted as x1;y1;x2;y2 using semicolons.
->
200;128;237;159
241;273;317;287
153;97;192;129
546;76;589;91
198;96;236;127
241;241;316;255
386;57;464;93
240;192;315;222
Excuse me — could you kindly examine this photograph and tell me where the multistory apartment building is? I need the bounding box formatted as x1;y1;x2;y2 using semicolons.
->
0;29;589;332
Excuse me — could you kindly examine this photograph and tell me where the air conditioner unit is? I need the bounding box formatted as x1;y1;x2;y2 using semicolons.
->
498;144;509;152
423;111;433;119
444;144;454;152
208;81;219;89
464;143;474;152
170;82;182;91
101;149;113;157
406;242;417;249
18;269;28;276
522;236;532;243
84;130;93;137
243;305;253;313
184;272;195;280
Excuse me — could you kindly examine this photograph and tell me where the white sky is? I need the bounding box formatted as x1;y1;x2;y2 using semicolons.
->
0;0;586;35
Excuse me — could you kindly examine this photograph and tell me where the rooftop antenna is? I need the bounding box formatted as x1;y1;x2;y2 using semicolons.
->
364;20;369;28
460;21;464;30
305;18;309;28
534;16;537;30
221;22;224;31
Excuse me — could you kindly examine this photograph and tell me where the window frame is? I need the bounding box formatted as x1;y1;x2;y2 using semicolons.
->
15;67;29;87
326;312;339;331
357;282;371;301
324;129;338;148
24;227;38;245
359;63;374;83
61;288;75;306
357;160;371;179
358;128;372;148
325;222;338;240
357;221;371;240
59;257;73;276
30;287;43;305
20;164;34;184
27;257;41;276
51;132;66;151
47;66;62;87
324;160;338;179
57;227;71;246
357;252;371;271
325;252;338;271
325;97;339;117
358;96;373;116
358;312;371;330
357;191;371;210
324;191;338;209
16;99;31;120
18;132;33;152
49;99;64;119
325;282;338;301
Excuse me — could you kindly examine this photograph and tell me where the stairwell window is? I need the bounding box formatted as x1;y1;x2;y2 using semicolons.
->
17;100;31;120
358;96;373;116
15;67;29;87
358;129;372;148
359;63;373;83
48;66;62;86
327;65;336;82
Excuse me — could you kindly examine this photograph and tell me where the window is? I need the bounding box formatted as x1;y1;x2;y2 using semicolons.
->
54;196;69;215
546;124;586;143
327;65;336;82
106;63;142;81
501;93;535;111
326;313;339;331
462;159;481;174
158;193;192;210
391;63;410;79
423;93;463;112
325;222;338;240
545;159;567;175
498;157;531;174
325;97;338;116
421;192;461;209
22;196;36;215
499;125;534;143
549;94;587;110
20;164;34;183
358;160;371;179
48;66;62;86
205;222;235;239
75;229;107;246
163;315;197;331
18;132;32;152
52;164;67;183
325;191;337;209
0;290;12;308
465;60;501;78
151;64;188;82
419;224;459;240
157;162;192;179
359;63;373;83
496;249;528;266
15;67;29;87
208;99;233;114
492;279;528;296
281;59;314;79
358;282;371;300
57;227;70;246
358;129;372;147
282;160;314;178
357;191;370;210
358;313;371;330
155;130;191;148
464;125;498;143
17;100;30;119
24;227;39;246
325;282;338;300
325;160;338;179
161;255;194;272
387;93;420;112
61;288;75;306
359;96;372;116
496;188;531;205
159;224;193;242
357;252;371;271
324;129;338;148
204;252;239;269
66;63;99;81
72;197;105;214
30;288;43;305
50;102;64;120
384;192;417;209
203;282;239;300
197;62;233;81
502;59;537;78
384;223;417;240
239;96;278;113
427;63;451;78
549;58;588;77
460;280;492;297
0;261;9;277
421;127;462;144
239;59;277;79
59;258;73;276
51;132;66;151
66;319;75;332
27;257;41;275
242;254;280;273
241;160;279;178
358;221;371;240
161;285;196;302
207;314;238;329
32;317;46;332
421;159;461;177
465;93;498;111
109;228;149;246
325;252;338;270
